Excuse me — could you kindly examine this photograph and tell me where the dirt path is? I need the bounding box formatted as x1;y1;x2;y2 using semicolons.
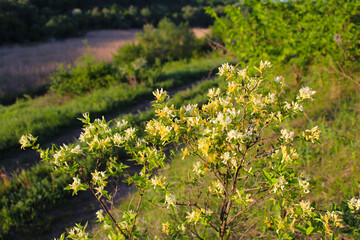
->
0;28;209;99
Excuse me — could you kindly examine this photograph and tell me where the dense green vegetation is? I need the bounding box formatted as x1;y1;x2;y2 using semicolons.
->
208;0;360;79
0;0;235;45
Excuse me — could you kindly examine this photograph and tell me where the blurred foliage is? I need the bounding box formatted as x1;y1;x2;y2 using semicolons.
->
0;0;236;44
136;18;197;64
0;164;70;239
207;0;360;83
50;46;122;95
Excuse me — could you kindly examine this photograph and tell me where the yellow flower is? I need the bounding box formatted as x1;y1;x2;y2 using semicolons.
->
303;126;321;143
198;137;211;156
162;222;170;235
181;147;190;160
152;88;168;102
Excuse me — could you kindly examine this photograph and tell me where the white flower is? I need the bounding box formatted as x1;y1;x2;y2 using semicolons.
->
70;145;82;154
221;152;231;164
116;119;128;129
284;102;292;110
92;170;106;183
186;210;201;224
70;177;81;194
273;176;288;193
82;112;89;120
95;185;105;196
348;197;360;210
163;106;175;117
297;86;316;101
303;126;321;143
266;93;276;104
112;133;125;145
280;129;294;142
298;177;310;193
207;88;221;98
298;200;314;216
260;60;272;70
201;208;213;216
124;127;136;140
226;108;238;117
274;76;284;83
19;134;36;149
292;102;303;111
177;223;186;233
152;88;168;102
150;176;167;189
165;193;177;208
237;66;249;78
218;63;234;76
284;101;303;112
212;113;232;128
68;223;89;239
193;161;204;175
209;180;225;195
227;129;244;141
96;210;105;222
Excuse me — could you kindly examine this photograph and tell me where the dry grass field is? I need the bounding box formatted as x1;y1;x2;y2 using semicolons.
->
0;28;209;102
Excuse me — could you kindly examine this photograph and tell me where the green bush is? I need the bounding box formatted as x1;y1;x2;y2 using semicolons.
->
45;15;78;39
50;49;122;95
0;164;70;239
113;43;143;64
207;0;360;78
136;18;197;64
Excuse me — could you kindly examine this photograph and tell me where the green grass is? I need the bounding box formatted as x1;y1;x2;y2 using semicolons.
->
0;57;227;154
301;92;360;204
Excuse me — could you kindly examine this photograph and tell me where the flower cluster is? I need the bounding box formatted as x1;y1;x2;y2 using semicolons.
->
19;134;36;150
67;223;89;240
348;197;360;211
302;126;321;143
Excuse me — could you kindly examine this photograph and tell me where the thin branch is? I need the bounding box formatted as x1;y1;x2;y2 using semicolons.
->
129;192;144;238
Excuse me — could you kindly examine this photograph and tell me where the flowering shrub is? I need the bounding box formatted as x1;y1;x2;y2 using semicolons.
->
21;61;345;239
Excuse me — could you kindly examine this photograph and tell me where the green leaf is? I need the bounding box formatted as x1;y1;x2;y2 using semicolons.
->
272;127;280;133
262;169;272;182
306;226;314;235
295;225;307;235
